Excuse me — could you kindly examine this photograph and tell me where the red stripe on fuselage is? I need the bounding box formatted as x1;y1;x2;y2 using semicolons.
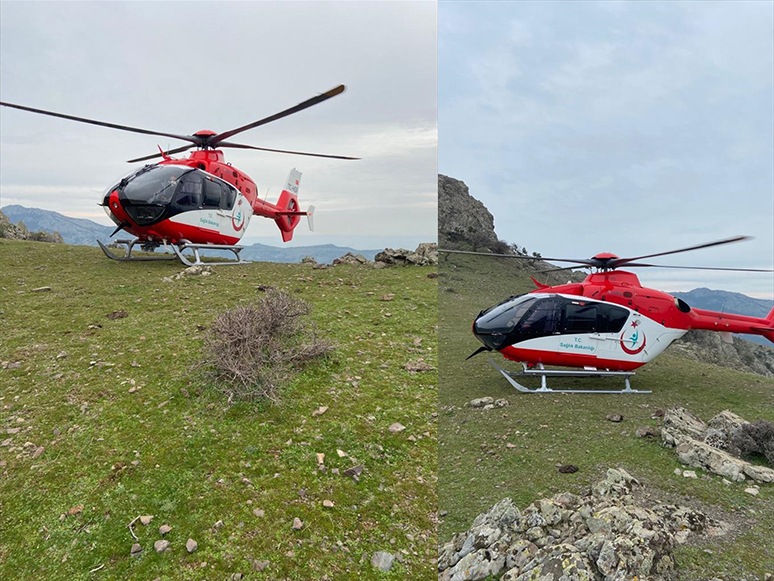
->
500;346;644;371
122;219;240;245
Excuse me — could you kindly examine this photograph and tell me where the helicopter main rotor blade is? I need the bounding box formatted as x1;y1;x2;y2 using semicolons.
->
209;85;347;146
611;236;751;269
536;264;590;274
440;248;598;266
127;144;195;163
218;140;359;160
622;262;773;273
0;101;197;144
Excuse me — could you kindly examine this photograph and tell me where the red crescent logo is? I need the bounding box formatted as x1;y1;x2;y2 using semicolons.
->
620;321;646;355
232;199;245;232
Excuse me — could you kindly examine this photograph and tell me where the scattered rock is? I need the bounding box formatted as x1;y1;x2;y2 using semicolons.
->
606;414;623;423
323;500;335;508
311;405;328;417
253;560;269;571
683;470;698;479
31;286;52;293
130;543;142;556
292;517;304;530
469;397;494;408
139;515;153;526
388;422;406;434
212;519;224;531
154;539;170;553
186;538;198;553
494;399;509;408
744;487;759;496
403;360;435;373
32;446;45;459
371;551;395;572
558;465;578;474
253;508;265;518
635;426;660;438
56;351;67;359
159;524;172;536
163;265;213;282
379;293;395;301
106;310;128;320
301;256;317;265
67;504;84;516
343;465;364;481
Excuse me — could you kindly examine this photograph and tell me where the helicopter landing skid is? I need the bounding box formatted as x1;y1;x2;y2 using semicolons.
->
488;359;649;394
172;241;247;267
98;239;178;261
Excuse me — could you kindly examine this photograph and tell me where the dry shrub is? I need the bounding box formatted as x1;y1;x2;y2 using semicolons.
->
729;419;774;466
202;290;333;403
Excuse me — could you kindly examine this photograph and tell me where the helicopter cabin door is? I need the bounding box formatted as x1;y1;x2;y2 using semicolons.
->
558;300;631;363
587;302;631;359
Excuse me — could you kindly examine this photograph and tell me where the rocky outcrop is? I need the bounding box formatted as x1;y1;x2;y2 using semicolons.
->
374;243;438;266
438;468;727;581
0;210;63;244
332;252;369;266
438;175;498;250
669;330;774;377
661;406;774;483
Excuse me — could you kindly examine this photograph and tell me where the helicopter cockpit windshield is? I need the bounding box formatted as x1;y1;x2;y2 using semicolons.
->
109;165;239;226
120;165;194;206
473;294;630;351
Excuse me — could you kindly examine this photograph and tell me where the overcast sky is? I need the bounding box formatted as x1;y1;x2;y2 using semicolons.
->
0;1;436;250
439;1;774;299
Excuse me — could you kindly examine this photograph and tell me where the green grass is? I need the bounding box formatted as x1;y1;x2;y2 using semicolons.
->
438;253;774;578
0;239;437;580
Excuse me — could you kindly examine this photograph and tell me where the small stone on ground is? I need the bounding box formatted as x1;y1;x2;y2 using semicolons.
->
371;551;395;572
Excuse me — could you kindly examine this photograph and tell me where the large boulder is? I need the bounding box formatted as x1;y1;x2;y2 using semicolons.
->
332;252;369;265
375;243;438;266
661;406;774;483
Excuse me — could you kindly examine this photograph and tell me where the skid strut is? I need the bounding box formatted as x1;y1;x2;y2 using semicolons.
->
488;358;649;394
98;239;177;261
98;238;247;266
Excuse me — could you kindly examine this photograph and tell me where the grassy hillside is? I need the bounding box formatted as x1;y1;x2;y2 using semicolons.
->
0;239;437;580
438;253;774;578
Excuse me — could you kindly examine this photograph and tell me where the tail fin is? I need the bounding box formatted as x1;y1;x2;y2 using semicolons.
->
761;307;774;344
274;169;303;243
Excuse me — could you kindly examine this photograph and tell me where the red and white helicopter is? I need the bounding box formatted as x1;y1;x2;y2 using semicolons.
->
0;85;356;266
445;237;774;393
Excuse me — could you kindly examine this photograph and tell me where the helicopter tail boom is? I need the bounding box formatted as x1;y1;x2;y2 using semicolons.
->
689;306;774;344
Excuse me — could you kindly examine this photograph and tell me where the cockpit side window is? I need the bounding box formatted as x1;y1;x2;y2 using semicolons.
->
516;299;562;339
563;303;598;333
203;178;223;208
597;304;629;333
220;183;236;210
171;173;203;211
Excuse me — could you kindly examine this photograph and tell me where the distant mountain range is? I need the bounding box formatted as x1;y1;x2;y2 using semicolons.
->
0;205;380;263
2;204;123;245
672;287;774;346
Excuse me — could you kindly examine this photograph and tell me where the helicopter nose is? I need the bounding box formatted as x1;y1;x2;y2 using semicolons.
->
472;315;507;351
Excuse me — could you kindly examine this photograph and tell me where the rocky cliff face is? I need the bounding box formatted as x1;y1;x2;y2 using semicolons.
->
669;330;774;378
438;175;499;250
0;210;63;244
